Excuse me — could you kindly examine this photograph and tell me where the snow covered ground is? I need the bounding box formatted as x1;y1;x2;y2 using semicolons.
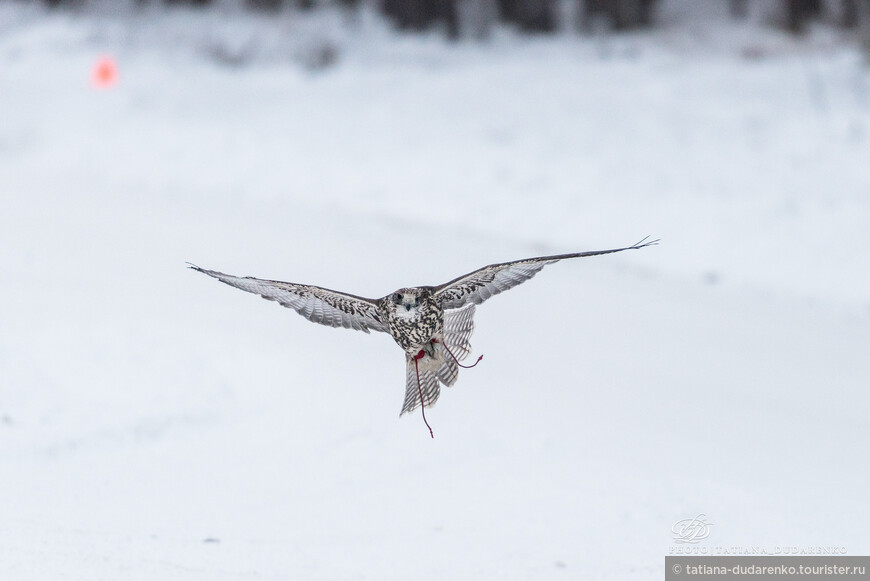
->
1;3;869;580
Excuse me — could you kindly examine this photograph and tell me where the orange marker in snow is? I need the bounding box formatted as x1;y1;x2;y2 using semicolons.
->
91;56;118;89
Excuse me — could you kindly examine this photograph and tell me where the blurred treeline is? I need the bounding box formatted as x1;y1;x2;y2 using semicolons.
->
37;0;870;41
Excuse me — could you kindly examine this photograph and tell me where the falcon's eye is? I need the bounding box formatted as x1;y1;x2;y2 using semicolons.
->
393;293;402;304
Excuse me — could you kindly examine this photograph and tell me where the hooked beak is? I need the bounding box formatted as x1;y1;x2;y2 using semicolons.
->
403;302;413;312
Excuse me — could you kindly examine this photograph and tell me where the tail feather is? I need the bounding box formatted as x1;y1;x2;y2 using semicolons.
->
401;355;441;416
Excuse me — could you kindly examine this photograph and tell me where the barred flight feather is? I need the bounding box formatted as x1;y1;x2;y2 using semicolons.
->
443;303;475;361
187;265;388;333
434;239;658;310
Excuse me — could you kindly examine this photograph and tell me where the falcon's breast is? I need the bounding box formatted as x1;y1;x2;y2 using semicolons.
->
382;294;444;353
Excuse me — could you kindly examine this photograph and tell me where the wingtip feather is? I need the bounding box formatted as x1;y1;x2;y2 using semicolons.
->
631;236;660;249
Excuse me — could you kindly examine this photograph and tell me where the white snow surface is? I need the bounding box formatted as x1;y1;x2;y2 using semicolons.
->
1;4;869;580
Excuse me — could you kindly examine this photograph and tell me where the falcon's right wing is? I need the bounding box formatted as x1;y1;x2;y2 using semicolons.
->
189;265;388;333
434;237;659;310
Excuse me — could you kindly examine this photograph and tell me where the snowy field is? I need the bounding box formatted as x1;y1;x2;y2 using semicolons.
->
1;2;869;580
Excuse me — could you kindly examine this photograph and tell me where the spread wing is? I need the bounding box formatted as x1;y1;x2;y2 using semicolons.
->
434;237;659;309
189;265;388;333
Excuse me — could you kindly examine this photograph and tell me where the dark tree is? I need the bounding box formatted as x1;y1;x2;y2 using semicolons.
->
246;0;284;10
859;0;870;58
498;0;556;32
381;0;458;39
43;0;84;6
516;0;556;31
784;0;821;33
163;0;214;6
580;0;657;31
496;0;518;21
382;0;435;31
438;0;460;39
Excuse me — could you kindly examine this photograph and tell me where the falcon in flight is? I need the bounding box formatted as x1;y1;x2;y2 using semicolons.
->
190;237;657;436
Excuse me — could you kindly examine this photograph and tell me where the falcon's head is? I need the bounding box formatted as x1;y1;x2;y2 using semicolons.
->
387;287;431;320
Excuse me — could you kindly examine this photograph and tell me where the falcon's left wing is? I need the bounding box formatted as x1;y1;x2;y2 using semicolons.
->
189;265;388;333
434;237;658;310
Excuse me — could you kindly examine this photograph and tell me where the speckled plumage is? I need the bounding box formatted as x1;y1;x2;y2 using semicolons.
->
189;237;657;422
378;288;442;352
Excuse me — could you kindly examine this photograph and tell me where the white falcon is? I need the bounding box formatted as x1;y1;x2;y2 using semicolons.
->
190;237;658;436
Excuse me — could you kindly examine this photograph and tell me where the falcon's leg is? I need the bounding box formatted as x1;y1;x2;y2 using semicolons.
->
413;350;434;439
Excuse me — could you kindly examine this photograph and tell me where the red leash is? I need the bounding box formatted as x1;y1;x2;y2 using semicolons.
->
433;338;484;369
413;350;434;439
413;340;484;439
